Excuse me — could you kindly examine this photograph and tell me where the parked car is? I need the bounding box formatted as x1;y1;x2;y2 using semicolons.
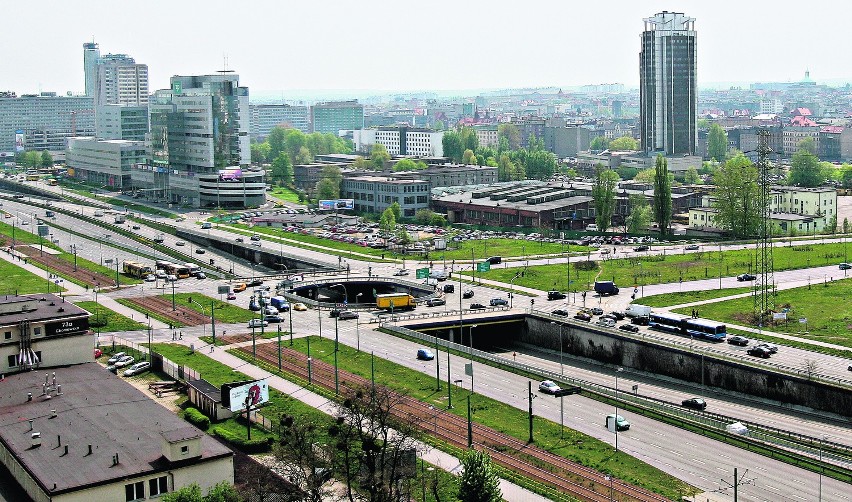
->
469;303;486;310
574;312;592;321
547;291;566;301
489;298;508;306
248;319;269;328
684;244;700;251
552;309;569;317
113;355;135;368
747;346;772;358
538;380;561;394
94;348;103;359
416;348;435;360
681;397;707;410
107;352;128;364
123;361;151;377
590;307;604;316
462;290;475;299
727;335;749;346
338;311;359;320
634;245;650;252
426;297;446;307
292;303;308;311
618;324;639;333
737;273;756;282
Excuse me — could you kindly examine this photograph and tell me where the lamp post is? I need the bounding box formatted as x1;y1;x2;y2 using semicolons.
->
509;271;521;308
333;314;340;395
819;434;828;502
614;366;623;452
550;321;564;376
455;379;472;448
355;293;363;351
469;324;477;393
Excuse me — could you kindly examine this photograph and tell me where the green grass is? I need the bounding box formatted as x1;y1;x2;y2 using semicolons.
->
638;287;753;307
114;298;186;328
0;220;45;246
0;259;60;294
440;238;589;261
167;293;257;323
225;223;391;260
671;278;852;350
200;330;287;346
77;301;146;332
257;336;691;500
268;186;304;205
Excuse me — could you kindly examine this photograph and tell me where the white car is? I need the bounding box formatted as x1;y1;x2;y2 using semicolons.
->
175;241;185;246
113;355;135;368
107;352;128;364
144;274;156;282
248;319;268;328
123;361;151;376
166;274;178;282
538;380;561;394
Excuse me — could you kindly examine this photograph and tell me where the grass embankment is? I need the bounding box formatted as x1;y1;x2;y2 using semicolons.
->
151;343;460;500
166;293;257;323
439;238;589;261
236;336;691;500
638;287;753;307
0;260;58;294
267;186;304;205
77;301;146;332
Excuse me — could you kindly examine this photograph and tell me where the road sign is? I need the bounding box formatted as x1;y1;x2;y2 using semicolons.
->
464;363;473;377
217;285;230;295
416;267;430;279
477;262;491;273
37;224;49;237
799;317;807;324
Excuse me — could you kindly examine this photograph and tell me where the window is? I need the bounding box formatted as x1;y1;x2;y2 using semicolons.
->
8;354;17;368
149;476;168;496
181;445;189;454
4;331;10;340
125;481;144;501
33;327;41;336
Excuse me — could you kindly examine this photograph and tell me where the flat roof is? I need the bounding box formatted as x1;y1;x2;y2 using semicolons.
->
0;363;232;496
435;190;593;212
345;176;428;184
0;294;89;327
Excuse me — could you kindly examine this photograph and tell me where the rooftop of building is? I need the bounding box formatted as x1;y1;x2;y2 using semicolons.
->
434;182;594;212
345;175;429;185
0;363;232;496
0;294;89;327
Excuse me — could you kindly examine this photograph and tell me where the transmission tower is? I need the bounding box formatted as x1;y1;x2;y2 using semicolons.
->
754;129;775;320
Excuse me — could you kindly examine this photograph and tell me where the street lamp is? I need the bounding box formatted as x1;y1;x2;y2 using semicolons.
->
819;434;828;501
469;324;477;393
614;366;623;452
509;271;522;308
455;379;472;448
550;321;564;376
355;293;363;351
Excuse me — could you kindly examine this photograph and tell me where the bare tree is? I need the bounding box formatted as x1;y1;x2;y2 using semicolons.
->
802;359;820;380
273;415;335;502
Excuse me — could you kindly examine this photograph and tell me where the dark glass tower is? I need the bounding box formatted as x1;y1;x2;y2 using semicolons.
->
640;12;697;156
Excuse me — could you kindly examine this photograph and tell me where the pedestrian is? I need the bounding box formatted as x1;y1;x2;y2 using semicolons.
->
209;346;214;353
179;332;182;340
513;352;517;361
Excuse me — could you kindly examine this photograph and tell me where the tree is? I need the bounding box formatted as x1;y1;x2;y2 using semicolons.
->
395;227;412;246
371;144;390;170
442;131;464;162
274;414;334;502
590;136;610;151
162;482;241;502
711;153;761;238
392;158;418;172
524;150;557;180
162;484;203;502
270;153;293;186
295;146;313;165
459;126;479;152
497;123;521;150
461;149;477;165
497;154;514;182
267;127;288;160
457;450;502;502
633;168;656;183
653;154;673;236
389;201;401;221
379;208;396;235
798;137;817;155
204;482;242;502
592;164;619;231
316;165;342;200
433;120;445;131
683;167;700;184
414;209;435;225
624;195;653;234
608;136;638;151
353;155;371;170
789;147;823;187
40;150;53;167
250;142;271;164
707;124;728;162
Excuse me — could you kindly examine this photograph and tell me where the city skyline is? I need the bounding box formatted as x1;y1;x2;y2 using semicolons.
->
2;1;851;98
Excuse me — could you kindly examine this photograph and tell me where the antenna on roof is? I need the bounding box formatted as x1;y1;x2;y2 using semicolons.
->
219;54;234;76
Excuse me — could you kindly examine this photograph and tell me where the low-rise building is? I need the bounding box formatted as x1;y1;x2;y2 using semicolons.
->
341;176;430;217
395;163;497;187
66;137;147;190
351;127;444;157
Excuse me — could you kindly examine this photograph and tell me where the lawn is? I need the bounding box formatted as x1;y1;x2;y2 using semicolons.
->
225;223;390;259
268;186;304;205
115;298;185;328
77;300;146;332
259;336;691;500
165;293;257;323
671;278;852;349
474;241;852;292
439;238;589;261
0;259;59;294
0;220;45;246
638;287;753;307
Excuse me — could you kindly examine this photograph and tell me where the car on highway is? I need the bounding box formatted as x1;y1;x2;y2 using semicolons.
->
469;303;486;310
131;224;141;230
123;361;151;377
538;380;561;394
747;346;772;358
393;269;409;276
606;414;630;431
442;284;454;293
107;352;127;364
727;335;749;346
590;307;604;316
233;283;247;292
547;291;566;300
607;311;625;320
155;270;167;279
248;319;269;328
756;342;778;354
21;220;29;225
573;312;592;321
166;274;178;282
195;272;206;279
840;263;852;270
250;234;261;241
486;256;502;265
247;279;264;287
226;292;237;300
489;298;508;307
235;237;244;242
426;297;446;307
292;303;308;311
631;316;650;326
462;290;475;299
595;318;616;328
416;348;435;360
175;241;185;246
144;274;156;282
684;244;700;251
737;273;756;281
338;311;359;320
618;324;639;333
329;309;342;318
264;314;283;323
552;309;569;317
113;355;135;368
195;248;206;254
633;245;649;252
681;397;707;411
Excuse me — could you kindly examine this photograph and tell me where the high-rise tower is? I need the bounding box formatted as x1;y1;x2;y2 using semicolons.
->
83;42;100;97
639;11;697;156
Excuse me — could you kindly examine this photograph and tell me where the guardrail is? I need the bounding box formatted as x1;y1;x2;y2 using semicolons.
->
372;306;513;324
378;323;852;469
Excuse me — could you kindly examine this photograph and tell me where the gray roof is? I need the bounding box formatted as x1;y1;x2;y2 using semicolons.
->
0;363;232;496
0;294;89;327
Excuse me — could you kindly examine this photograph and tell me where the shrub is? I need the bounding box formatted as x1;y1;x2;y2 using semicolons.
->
212;427;272;453
184;407;210;430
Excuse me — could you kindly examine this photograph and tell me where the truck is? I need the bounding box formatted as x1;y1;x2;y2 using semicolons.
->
624;304;652;318
376;293;416;311
594;281;619;296
114;214;125;224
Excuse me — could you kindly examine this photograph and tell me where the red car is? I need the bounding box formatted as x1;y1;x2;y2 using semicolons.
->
94;348;103;359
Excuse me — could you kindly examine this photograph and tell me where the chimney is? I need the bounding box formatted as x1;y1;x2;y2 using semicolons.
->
50;409;57;418
86;444;92;456
28;420;33;431
31;432;41;448
62;445;68;456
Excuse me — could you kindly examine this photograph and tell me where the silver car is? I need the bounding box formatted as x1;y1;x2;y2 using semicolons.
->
123;361;151;376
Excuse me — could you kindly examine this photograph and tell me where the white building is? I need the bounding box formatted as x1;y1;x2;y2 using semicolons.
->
0;93;95;153
94;53;149;106
250;104;310;138
66;137;147;190
351;127;444;157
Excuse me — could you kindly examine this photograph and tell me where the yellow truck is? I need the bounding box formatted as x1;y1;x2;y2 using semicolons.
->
376;293;416;311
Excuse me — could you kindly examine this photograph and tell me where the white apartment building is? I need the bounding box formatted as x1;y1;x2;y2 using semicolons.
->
249;104;310;138
474;125;499;148
95;54;149;106
0;93;95;153
352;127;444;157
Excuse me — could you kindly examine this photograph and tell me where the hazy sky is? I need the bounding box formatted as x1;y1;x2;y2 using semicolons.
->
3;0;850;97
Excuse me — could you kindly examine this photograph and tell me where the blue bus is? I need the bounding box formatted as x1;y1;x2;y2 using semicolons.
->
649;313;726;342
684;318;727;341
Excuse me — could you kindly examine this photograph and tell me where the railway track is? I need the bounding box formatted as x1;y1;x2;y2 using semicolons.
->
15;245;115;288
242;342;668;502
123;295;210;326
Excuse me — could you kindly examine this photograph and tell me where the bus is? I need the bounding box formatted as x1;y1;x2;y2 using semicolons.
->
649;312;727;342
46;179;58;186
123;261;153;278
25;174;40;181
155;261;191;279
184;263;201;277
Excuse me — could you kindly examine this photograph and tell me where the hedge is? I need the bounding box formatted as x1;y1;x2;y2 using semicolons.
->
212;427;272;453
183;407;210;430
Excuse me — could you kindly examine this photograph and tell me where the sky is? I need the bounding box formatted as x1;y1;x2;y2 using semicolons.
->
3;0;851;99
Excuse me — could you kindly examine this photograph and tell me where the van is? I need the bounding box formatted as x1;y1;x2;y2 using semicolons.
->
201;222;212;229
585;224;599;232
93;210;104;217
624;304;651;318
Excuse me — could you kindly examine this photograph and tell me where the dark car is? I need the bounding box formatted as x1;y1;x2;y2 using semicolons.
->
747;346;772;358
469;303;486;310
727;335;749;346
590;307;604;316
338;311;359;320
329;309;341;318
840;263;852;270
547;291;567;301
681;397;707;411
489;298;508;307
443;284;455;293
574;312;592;321
248;279;264;287
618;324;639;333
737;273;756;282
634;245;650;252
607;311;625;320
486;256;502;265
631;316;650;326
462;290;475;299
552;309;569;317
416;348;435;360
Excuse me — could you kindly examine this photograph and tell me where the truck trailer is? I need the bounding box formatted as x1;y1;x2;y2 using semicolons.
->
376;293;416;311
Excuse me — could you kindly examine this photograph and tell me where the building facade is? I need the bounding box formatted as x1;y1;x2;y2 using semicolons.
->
474;125;499;148
94;53;149;106
0;93;95;153
640;11;697;156
311;100;364;134
351;127;444;157
144;74;264;208
95;104;148;141
249;103;310;139
341;176;430;216
66;137;147;189
83;42;100;99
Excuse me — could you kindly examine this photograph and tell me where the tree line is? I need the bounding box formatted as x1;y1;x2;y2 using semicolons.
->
251;126;353;186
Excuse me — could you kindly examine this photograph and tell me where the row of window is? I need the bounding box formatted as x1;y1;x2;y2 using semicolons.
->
125;476;168;501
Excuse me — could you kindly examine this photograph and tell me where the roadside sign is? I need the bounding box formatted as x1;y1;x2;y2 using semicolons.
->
37;224;49;237
217;285;230;295
772;312;786;321
477;262;491;273
799;317;807;324
464;363;473;377
416;267;430;279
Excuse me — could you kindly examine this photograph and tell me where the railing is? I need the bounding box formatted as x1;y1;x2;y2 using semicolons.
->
374;306;513;324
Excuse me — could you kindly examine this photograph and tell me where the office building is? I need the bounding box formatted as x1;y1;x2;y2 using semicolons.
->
351;127;444;157
0;93;95;153
250;103;310;139
94;53;149;106
311;100;364;134
341;176;430;216
95;104;148;141
639;11;697;156
66;137;147;189
395;163;497;187
143;74;264;208
83;42;100;98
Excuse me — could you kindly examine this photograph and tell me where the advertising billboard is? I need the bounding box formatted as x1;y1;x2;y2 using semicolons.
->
318;199;354;211
45;317;90;337
15;130;24;153
218;168;242;182
223;379;269;412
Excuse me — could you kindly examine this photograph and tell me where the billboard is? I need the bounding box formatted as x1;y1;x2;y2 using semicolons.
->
218;168;243;182
15;130;24;153
318;199;354;211
223;379;269;412
45;317;89;337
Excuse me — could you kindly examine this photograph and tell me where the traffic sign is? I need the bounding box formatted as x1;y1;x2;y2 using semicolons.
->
477;262;491;273
416;267;430;279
